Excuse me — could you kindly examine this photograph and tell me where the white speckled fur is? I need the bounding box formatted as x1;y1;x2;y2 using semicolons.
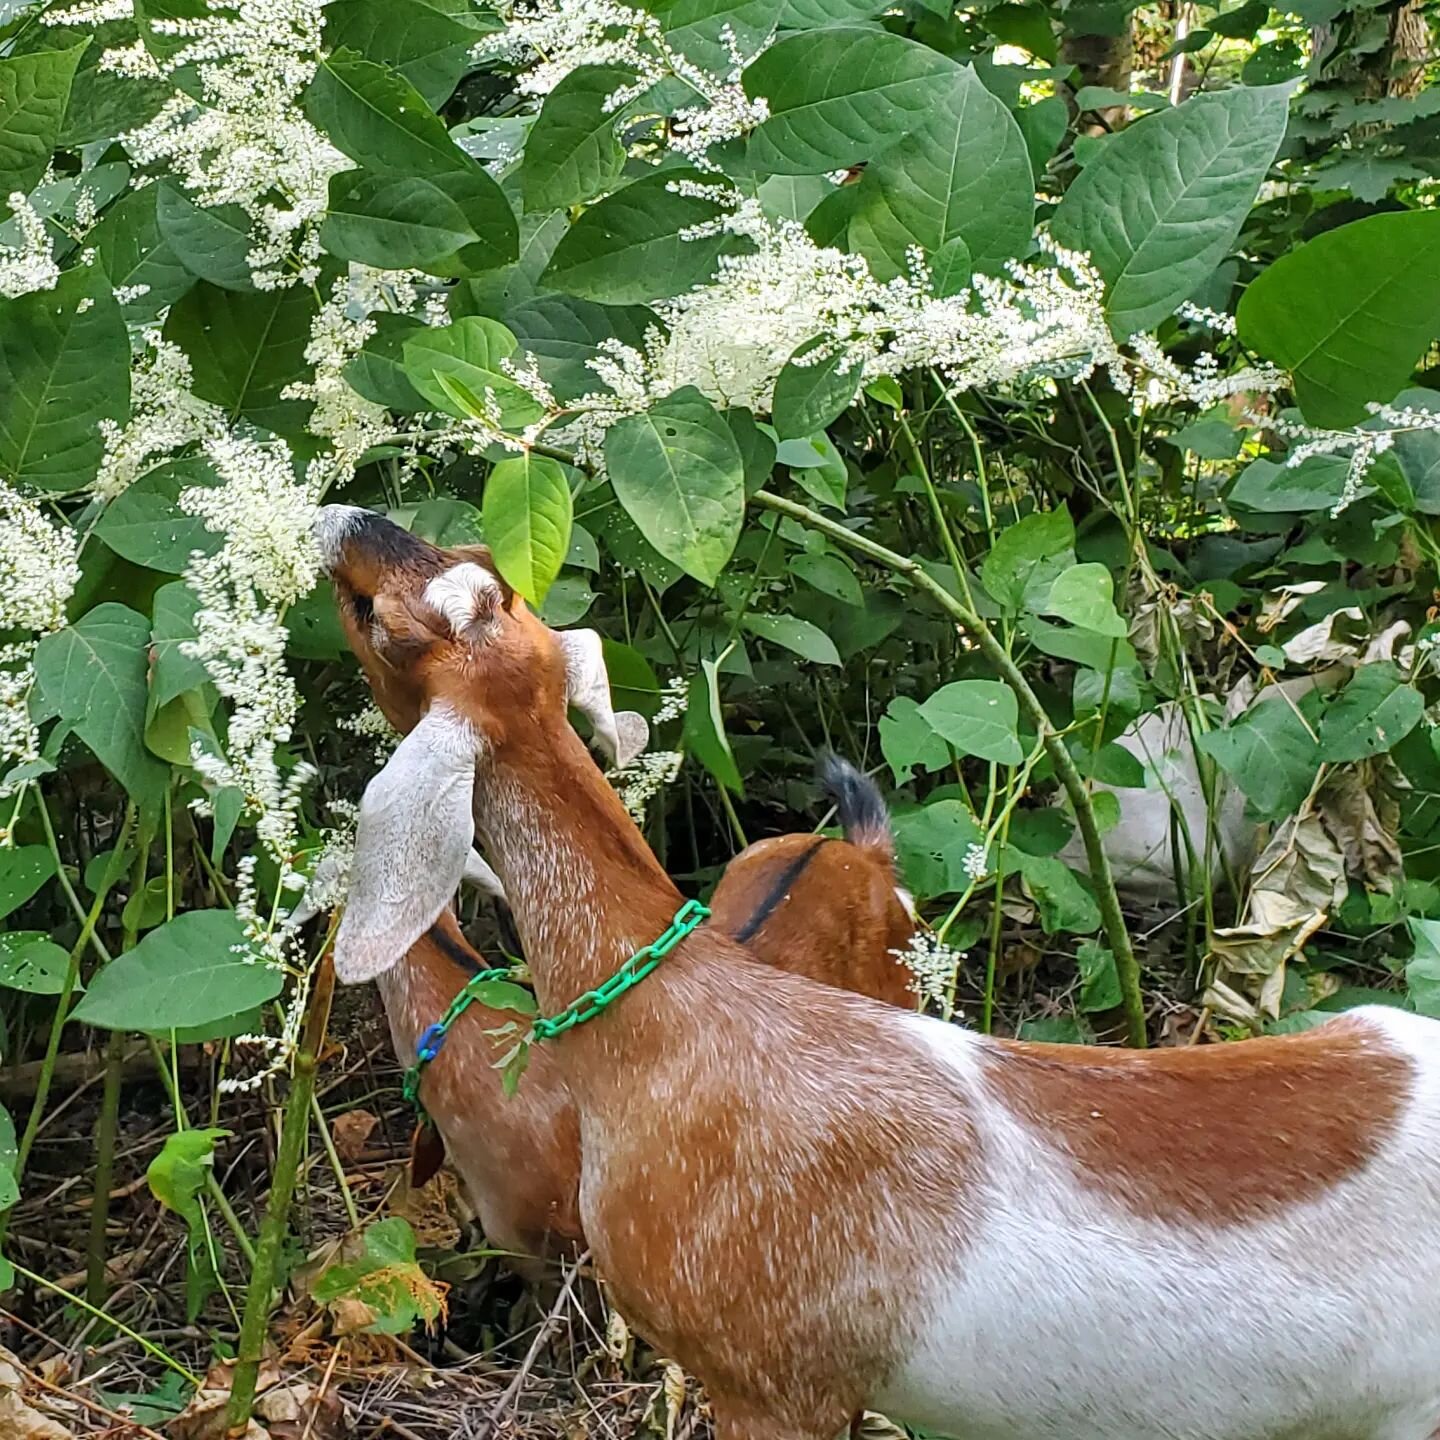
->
424;562;502;642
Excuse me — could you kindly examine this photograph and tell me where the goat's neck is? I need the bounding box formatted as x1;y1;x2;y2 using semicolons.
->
473;719;684;1015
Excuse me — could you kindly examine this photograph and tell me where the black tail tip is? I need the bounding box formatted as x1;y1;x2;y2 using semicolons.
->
815;752;893;855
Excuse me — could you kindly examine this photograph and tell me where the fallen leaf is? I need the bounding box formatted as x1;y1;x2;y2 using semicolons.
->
331;1109;378;1161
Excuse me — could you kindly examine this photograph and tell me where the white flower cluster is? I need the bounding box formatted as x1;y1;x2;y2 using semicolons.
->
0;193;59;299
94;331;227;500
338;698;399;765
477;1;770;170
0;484;80;796
962;843;990;882
890;930;965;1008
611;748;684;822
280;267;398;489
652;674;689;725
91;0;345;287
1270;401;1440;519
484;198;1281;470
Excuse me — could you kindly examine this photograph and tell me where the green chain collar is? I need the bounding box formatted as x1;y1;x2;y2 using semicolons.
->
402;899;710;1108
530;898;710;1041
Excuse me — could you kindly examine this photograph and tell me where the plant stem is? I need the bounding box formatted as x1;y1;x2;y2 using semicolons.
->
751;489;1147;1047
86;842;149;1307
226;954;336;1432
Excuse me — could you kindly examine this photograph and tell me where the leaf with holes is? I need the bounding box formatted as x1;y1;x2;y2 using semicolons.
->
72;910;283;1033
1237;210;1440;427
483;453;573;605
744;29;959;174
0;933;73;995
603;387;744;586
880;696;953;785
919;680;1024;765
0;265;130;491
1050;84;1289;337
32;604;168;807
1318;663;1423;762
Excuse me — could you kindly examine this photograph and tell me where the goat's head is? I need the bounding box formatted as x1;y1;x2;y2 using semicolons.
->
315;504;648;983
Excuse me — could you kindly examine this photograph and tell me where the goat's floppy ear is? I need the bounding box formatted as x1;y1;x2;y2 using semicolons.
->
422;562;503;643
461;850;506;901
333;706;478;984
555;627;650;768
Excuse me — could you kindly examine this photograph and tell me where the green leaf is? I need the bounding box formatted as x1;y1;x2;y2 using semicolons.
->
1318;663;1423;762
741;613;841;665
892;799;982;896
1018;855;1101;934
150;582;210;709
90;184;195;321
95;459;221;573
147;1127;228;1229
344;313;430;411
0;1100;16;1210
744;28;959;174
164;282;318;434
322;0;479;109
313;1217;444;1334
848;64;1033;279
541;167;747;304
1236;210;1440;428
0;265;130;492
1197;698;1322;822
602;386;744;586
789;550;863;607
0;44;88;197
1050;84;1289;337
1076;939;1120;1009
1390;388;1440;514
879;695;952;784
1043;562;1128;637
0;848;57;920
0;933;74;994
726;407;775;495
304;49;473;175
154;182;255;291
981;508;1075;611
523;64;629;212
482;453;573;605
919;679;1024;765
1227;454;1349;513
32;604;167;806
777;433;847;509
684;654;742;793
771;342;862;441
401;316;544;428
71;910;284;1033
1406;916;1440;1018
322;167;517;274
502;294;659;403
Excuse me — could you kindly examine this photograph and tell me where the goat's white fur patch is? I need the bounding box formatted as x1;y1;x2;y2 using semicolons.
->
555;627;649;768
424;562;502;642
333;705;479;984
313;504;371;573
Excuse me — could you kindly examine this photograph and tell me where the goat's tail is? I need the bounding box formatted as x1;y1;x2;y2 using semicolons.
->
817;753;895;864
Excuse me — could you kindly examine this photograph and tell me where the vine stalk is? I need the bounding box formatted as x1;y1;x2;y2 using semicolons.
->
226;953;336;1430
750;489;1147;1047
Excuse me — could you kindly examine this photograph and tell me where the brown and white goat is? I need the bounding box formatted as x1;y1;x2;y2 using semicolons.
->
318;504;1440;1440
338;760;916;1266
